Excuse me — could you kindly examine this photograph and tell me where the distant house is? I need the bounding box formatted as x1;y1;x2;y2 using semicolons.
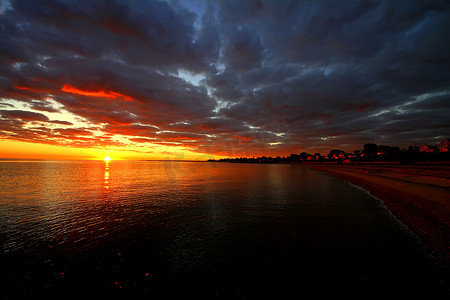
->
440;139;450;152
363;143;379;158
419;144;439;153
339;152;351;158
345;152;355;158
378;145;400;156
328;149;346;159
353;150;364;158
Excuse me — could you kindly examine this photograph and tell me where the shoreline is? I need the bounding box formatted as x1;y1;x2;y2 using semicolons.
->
303;163;450;269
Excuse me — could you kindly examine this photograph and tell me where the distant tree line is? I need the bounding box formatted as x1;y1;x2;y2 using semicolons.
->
209;139;450;164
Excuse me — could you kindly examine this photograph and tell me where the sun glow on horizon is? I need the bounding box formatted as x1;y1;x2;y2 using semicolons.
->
0;140;227;161
104;156;111;162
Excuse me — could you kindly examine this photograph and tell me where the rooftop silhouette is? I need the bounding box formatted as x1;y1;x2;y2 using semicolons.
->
209;139;450;164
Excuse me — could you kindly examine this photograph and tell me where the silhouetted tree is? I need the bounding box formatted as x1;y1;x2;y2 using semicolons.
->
299;152;312;160
328;149;345;160
289;154;300;162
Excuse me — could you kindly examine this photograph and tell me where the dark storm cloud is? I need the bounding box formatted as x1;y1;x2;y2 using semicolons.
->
1;0;449;156
0;109;50;122
209;0;450;153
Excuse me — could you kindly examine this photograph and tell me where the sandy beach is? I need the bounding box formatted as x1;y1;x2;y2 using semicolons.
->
305;163;450;268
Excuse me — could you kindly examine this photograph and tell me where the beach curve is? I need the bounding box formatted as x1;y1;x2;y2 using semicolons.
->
304;163;450;269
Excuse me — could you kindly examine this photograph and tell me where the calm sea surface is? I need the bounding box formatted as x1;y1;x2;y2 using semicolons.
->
0;160;447;298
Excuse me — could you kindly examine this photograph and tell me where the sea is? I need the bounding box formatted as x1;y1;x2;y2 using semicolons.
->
0;160;448;298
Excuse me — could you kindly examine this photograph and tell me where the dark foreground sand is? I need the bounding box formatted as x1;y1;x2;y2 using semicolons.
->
305;163;450;268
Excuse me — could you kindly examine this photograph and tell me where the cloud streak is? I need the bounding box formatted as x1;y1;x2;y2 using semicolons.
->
61;84;133;101
0;0;449;158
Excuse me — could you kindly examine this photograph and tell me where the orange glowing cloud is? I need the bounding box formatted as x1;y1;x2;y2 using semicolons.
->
61;84;133;101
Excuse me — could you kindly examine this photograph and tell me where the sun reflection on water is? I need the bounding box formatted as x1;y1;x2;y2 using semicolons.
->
103;160;110;200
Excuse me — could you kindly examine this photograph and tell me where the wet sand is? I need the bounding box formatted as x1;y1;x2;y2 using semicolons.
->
304;163;450;268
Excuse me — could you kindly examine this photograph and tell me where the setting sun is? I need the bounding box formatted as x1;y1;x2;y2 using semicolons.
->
104;156;111;162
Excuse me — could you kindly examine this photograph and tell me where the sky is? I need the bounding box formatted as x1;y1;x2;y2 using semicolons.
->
0;0;449;160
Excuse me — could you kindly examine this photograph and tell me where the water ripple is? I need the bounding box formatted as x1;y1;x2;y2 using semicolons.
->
0;161;447;297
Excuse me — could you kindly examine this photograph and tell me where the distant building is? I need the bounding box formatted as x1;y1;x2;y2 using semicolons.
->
328;149;346;159
440;139;450;152
313;153;322;160
378;145;400;156
353;150;364;158
419;144;439;153
345;152;355;158
363;143;379;158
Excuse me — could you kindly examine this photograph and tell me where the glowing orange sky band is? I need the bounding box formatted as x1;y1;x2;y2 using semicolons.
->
61;84;133;101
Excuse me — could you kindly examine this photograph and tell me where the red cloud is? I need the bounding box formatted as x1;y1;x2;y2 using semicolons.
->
14;86;43;93
234;135;252;142
61;84;133;101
